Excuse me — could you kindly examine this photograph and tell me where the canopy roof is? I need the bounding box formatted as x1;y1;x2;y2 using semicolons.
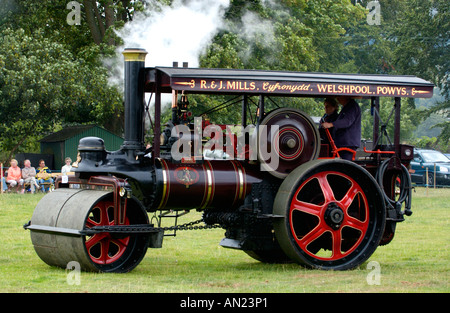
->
145;67;434;98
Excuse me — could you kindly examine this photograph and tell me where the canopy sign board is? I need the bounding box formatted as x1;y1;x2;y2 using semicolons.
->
145;67;434;98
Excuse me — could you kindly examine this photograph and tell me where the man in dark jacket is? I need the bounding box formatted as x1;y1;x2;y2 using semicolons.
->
321;96;361;160
319;97;339;142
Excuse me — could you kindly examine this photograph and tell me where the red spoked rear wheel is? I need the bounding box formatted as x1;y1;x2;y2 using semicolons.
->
274;159;386;270
289;171;369;261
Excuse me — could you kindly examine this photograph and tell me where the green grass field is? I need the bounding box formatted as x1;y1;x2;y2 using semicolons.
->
0;187;448;293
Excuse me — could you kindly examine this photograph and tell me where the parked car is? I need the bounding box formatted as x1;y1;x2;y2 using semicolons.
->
410;149;450;186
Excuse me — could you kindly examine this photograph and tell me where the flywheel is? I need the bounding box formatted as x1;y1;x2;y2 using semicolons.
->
258;108;320;178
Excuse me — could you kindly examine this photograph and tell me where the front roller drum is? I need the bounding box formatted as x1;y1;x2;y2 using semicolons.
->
274;159;386;270
30;189;150;273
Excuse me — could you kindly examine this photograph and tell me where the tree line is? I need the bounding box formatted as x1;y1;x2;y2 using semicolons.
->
0;0;448;163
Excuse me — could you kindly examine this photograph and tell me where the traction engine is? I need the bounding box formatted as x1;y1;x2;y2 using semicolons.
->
25;49;434;272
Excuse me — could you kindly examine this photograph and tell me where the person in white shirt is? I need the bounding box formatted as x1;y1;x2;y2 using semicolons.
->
61;157;72;175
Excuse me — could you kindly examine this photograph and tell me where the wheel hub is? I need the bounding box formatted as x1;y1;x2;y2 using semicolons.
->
324;203;344;230
285;138;297;149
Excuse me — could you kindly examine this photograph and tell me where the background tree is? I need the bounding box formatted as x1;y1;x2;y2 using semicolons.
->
0;28;123;162
391;0;449;148
0;0;448;164
0;0;146;163
82;0;144;45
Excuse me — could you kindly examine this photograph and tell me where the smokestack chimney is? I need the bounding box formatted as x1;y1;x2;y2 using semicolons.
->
122;48;148;153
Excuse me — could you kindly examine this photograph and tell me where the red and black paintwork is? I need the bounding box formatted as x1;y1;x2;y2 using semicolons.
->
153;159;262;211
26;48;433;272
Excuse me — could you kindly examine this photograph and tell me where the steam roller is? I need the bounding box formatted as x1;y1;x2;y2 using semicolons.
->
24;47;433;272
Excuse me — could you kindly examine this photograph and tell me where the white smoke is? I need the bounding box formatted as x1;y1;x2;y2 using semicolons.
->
234;10;276;64
108;0;285;85
112;0;230;72
106;0;230;109
106;0;281;109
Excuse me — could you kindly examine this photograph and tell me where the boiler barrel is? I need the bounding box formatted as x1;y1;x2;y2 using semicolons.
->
153;159;262;210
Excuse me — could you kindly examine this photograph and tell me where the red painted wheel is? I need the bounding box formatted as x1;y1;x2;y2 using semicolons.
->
289;171;369;260
84;200;131;265
274;159;386;270
81;194;151;272
30;190;150;273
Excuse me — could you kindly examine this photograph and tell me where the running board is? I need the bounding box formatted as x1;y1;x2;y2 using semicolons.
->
24;222;83;237
24;221;164;248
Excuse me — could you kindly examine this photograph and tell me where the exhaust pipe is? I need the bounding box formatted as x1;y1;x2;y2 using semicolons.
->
121;48;148;153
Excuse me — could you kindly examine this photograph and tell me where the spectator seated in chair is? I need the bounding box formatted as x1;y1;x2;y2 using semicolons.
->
6;159;24;193
35;159;53;192
22;159;40;194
